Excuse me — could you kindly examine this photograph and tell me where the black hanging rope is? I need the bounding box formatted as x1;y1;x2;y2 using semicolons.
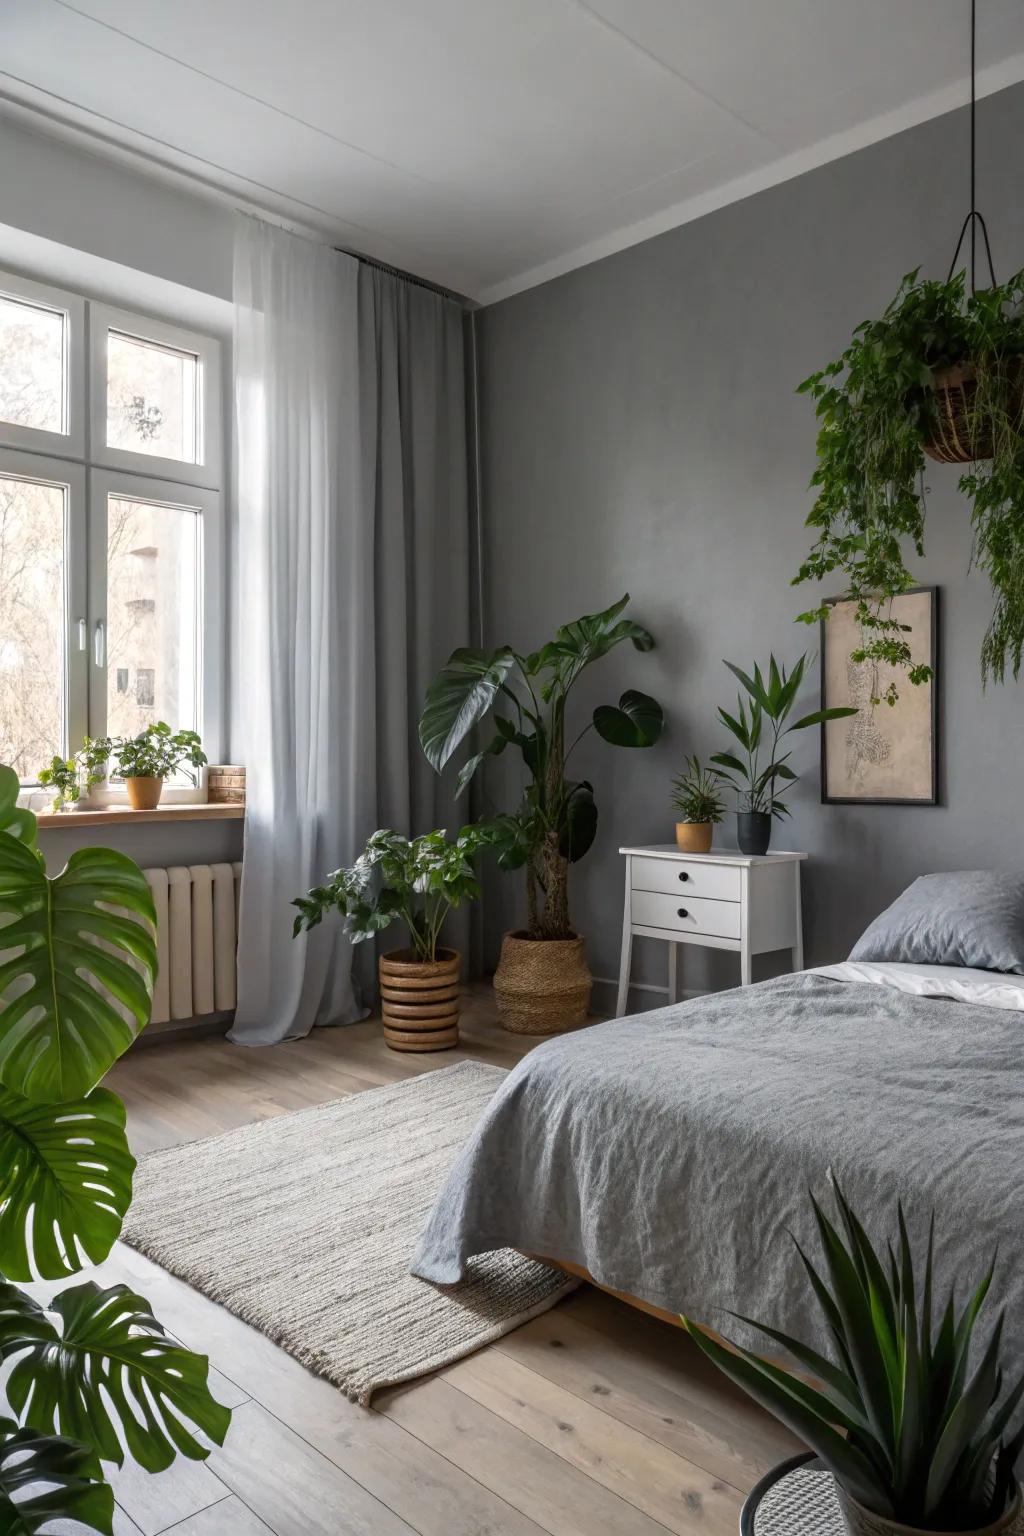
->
946;0;998;289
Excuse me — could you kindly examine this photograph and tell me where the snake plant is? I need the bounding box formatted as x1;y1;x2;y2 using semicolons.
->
0;765;230;1532
683;1184;1024;1531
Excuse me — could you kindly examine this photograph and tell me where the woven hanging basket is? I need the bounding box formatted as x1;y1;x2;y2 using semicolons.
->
493;931;592;1035
922;360;1024;465
378;948;461;1053
835;1480;1024;1536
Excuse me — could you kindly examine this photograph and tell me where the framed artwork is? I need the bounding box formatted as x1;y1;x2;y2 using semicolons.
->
820;587;938;805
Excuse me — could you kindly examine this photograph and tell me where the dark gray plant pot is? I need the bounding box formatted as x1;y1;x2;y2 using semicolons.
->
737;811;772;856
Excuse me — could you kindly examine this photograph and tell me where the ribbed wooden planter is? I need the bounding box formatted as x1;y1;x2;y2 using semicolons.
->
923;361;1024;464
835;1482;1024;1536
493;931;591;1035
378;948;461;1053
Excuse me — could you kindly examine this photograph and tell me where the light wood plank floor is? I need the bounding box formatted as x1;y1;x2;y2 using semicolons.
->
94;988;800;1536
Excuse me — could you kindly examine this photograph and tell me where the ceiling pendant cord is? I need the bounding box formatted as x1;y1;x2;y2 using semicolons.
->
946;0;997;290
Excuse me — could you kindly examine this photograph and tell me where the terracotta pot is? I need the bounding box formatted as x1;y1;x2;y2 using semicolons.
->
493;930;592;1035
835;1482;1024;1536
125;776;164;811
675;821;713;854
378;948;461;1053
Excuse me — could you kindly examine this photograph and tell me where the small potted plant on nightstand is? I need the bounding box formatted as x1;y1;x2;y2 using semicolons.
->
670;755;726;853
712;654;856;855
112;723;207;810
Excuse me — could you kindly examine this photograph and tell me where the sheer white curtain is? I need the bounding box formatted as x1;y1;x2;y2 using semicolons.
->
230;215;471;1045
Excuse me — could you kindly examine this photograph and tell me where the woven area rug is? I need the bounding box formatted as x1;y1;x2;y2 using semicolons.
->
122;1060;576;1405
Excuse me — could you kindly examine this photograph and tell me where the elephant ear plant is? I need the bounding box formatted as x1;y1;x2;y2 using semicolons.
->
683;1184;1024;1534
419;595;664;941
0;764;230;1532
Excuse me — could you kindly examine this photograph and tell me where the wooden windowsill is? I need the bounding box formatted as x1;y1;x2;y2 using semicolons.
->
35;803;246;829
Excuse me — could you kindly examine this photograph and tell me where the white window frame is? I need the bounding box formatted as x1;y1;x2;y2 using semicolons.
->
89;303;222;489
0;451;88;764
0;277;224;794
88;469;223;797
0;269;86;458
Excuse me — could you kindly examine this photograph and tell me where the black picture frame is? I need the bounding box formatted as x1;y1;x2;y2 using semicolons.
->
820;586;939;807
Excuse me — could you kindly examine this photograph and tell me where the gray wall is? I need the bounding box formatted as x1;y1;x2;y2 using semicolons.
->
475;84;1024;1003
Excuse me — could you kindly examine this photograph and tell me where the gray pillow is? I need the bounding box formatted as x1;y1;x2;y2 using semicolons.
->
849;871;1024;974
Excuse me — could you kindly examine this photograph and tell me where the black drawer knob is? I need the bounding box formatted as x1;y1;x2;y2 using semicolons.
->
677;907;689;919
678;871;689;882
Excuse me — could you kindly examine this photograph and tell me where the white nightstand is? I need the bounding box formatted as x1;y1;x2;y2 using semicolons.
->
616;844;807;1014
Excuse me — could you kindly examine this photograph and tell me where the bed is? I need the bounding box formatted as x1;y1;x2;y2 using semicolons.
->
411;957;1024;1376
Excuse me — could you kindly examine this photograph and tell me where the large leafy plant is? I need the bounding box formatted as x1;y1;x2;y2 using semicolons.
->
683;1184;1024;1532
112;722;207;782
711;654;855;818
0;765;230;1532
293;826;489;963
795;267;1024;701
419;596;664;941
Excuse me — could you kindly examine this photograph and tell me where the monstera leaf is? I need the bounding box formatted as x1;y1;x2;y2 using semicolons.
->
559;781;598;863
0;1087;134;1281
0;765;38;849
0;838;157;1102
0;1282;232;1473
0;1416;113;1535
593;689;664;748
419;647;516;771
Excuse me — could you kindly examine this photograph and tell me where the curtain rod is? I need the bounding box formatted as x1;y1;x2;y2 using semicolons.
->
338;245;473;307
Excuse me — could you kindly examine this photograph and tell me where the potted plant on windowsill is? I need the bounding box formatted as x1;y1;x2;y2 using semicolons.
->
0;765;230;1531
711;654;855;855
37;737;111;812
670;755;726;854
419;595;664;1035
683;1182;1024;1536
112;723;207;809
293;826;491;1052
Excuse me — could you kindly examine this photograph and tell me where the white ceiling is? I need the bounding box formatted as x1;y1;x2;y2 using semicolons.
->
3;0;1024;304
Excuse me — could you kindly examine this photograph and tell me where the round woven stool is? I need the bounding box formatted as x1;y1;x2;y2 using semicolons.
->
741;1454;842;1535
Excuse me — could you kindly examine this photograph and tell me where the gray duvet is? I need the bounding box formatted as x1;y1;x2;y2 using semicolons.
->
412;973;1024;1368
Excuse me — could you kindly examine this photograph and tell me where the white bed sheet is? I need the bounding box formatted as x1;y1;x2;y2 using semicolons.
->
811;958;1024;1011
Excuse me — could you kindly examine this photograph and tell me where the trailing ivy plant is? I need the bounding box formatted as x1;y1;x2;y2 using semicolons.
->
794;266;1024;701
0;764;230;1532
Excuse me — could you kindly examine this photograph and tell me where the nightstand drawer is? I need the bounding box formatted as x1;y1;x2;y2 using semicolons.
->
631;856;742;904
631;889;742;940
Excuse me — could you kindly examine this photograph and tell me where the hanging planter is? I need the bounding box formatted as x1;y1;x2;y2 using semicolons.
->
794;1;1024;700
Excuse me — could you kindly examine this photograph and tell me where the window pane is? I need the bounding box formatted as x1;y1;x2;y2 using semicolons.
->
106;331;200;463
106;495;201;743
0;294;66;435
0;475;67;777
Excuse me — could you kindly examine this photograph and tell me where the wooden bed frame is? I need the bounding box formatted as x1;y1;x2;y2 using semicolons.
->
532;1255;685;1329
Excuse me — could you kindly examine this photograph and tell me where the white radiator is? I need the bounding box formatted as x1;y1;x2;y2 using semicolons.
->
142;863;243;1024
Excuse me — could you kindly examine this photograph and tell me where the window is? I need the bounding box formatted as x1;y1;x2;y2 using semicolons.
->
0;269;223;791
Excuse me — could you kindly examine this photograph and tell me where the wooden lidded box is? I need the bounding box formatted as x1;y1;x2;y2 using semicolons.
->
207;765;246;804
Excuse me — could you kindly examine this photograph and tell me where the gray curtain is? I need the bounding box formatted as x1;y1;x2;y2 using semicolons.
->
230;216;472;1045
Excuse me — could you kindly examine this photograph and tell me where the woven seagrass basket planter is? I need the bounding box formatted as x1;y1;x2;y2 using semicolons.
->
835;1481;1024;1536
378;948;461;1053
493;931;592;1035
922;361;1024;465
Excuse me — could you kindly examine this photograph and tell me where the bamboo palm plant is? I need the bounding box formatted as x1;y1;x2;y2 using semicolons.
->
683;1184;1024;1532
0;766;230;1532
